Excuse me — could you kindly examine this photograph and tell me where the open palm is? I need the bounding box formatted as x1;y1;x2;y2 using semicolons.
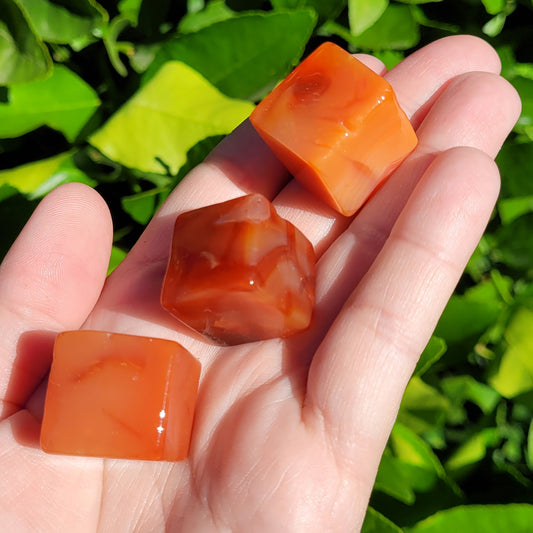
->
0;36;521;532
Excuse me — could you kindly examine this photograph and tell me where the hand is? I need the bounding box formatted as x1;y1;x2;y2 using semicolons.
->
0;35;520;532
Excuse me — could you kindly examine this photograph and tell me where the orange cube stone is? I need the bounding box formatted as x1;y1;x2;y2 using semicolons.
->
250;41;418;216
41;331;201;461
161;194;315;345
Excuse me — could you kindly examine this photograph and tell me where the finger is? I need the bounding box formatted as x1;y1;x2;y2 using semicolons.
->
386;34;502;127
114;53;388;268
104;35;499;286
83;54;389;343
304;146;500;488
275;67;520;262
282;68;519;376
345;70;520;264
272;35;504;252
0;183;113;419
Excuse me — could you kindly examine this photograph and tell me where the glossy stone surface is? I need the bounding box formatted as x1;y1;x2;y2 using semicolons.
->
161;194;316;345
250;42;418;216
41;331;201;461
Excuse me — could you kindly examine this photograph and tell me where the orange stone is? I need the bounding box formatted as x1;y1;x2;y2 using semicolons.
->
250;42;418;216
40;331;201;461
161;194;315;345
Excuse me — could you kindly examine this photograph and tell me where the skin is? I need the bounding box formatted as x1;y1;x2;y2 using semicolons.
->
0;35;521;532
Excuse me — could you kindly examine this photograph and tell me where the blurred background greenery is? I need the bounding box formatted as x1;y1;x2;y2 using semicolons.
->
1;1;533;531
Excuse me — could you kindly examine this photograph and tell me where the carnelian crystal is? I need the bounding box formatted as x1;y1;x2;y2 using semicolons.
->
40;331;201;461
161;194;315;345
250;42;418;216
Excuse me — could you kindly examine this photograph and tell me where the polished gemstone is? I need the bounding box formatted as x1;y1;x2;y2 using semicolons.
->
41;331;201;461
161;194;316;345
250;42;418;216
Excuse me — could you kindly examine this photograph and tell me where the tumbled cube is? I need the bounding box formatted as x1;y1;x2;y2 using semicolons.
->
250;41;418;216
40;331;201;461
161;194;315;345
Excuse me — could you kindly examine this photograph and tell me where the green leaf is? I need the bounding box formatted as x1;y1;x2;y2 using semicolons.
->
498;195;533;225
178;0;235;33
434;294;502;344
118;0;143;25
482;0;506;15
145;9;317;101
270;0;346;22
391;423;444;473
348;0;389;36
414;336;447;376
441;375;500;415
362;506;403;533
398;377;450;435
389;423;447;493
374;452;416;504
17;0;105;47
493;214;533;272
346;4;420;50
90;61;254;174
121;187;166;225
445;427;501;475
0;64;100;141
0;0;52;84
490;307;533;398
527;419;533;471
107;245;127;275
406;504;533;533
509;77;533;138
0;152;71;193
0;151;96;198
483;13;506;37
497;141;533;199
394;0;443;4
373;49;404;69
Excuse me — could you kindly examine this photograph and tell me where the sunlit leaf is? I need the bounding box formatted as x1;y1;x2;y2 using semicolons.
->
0;152;70;193
0;151;96;198
406;504;533;533
374;452;416;504
398;377;450;435
0;0;52;84
348;0;389;36
389;423;447;493
490;307;533;398
481;0;506;15
145;9;317;101
107;245;127;275
0;65;100;141
483;13;506;37
414;336;446;376
434;294;502;344
118;0;143;25
346;4;420;50
445;428;501;475
90;61;254;174
17;0;106;47
270;0;346;21
498;196;533;225
178;0;235;33
441;375;500;415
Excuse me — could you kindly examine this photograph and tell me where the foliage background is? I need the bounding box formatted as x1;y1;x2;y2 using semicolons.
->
1;0;533;530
